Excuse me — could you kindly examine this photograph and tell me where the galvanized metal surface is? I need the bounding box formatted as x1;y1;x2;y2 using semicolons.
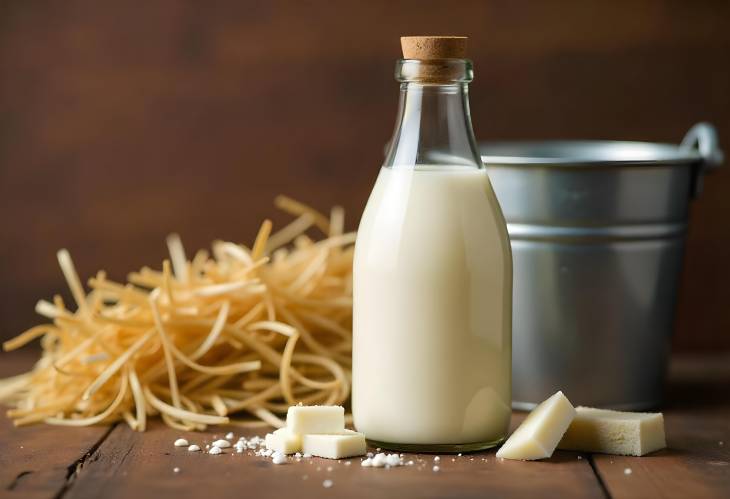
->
481;123;723;410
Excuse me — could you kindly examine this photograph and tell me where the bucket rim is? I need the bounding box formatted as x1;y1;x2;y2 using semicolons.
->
479;140;701;168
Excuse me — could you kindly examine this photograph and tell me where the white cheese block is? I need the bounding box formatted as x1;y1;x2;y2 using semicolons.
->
265;427;302;454
286;405;345;435
558;407;666;456
302;429;366;459
496;391;576;461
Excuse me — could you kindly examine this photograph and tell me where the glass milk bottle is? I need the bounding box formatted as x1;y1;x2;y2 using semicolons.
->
353;36;512;452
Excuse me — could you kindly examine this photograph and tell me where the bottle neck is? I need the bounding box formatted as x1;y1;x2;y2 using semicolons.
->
383;60;482;170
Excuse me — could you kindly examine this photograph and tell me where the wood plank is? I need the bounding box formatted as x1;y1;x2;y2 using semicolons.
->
62;418;604;499
592;354;730;499
4;350;728;498
0;352;113;499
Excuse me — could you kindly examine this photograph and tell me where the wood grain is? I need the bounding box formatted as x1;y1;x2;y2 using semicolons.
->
2;351;730;498
0;0;729;351
592;355;730;499
0;353;112;499
61;421;604;499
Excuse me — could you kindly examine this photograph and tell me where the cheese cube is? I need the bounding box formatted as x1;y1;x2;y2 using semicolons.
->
265;428;302;454
286;405;345;435
558;407;666;456
302;429;366;459
496;391;576;461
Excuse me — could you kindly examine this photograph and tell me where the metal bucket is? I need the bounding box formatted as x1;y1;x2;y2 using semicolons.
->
480;123;723;410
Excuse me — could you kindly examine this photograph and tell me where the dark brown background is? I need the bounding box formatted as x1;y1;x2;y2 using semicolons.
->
1;1;728;350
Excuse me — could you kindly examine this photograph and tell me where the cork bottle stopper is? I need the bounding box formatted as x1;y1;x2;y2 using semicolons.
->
401;36;467;60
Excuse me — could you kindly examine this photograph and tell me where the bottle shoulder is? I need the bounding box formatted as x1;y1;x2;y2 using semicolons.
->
356;166;510;254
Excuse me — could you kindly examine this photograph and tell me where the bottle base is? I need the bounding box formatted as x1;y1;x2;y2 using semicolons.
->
366;436;506;454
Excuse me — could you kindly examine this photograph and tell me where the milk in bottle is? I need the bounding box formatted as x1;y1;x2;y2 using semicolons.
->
353;36;512;452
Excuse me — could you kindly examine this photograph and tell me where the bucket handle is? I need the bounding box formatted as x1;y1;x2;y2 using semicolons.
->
680;122;724;198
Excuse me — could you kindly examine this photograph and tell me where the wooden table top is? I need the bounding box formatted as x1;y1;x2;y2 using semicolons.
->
1;351;728;499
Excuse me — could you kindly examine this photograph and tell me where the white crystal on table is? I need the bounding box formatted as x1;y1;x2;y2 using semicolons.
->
211;439;231;448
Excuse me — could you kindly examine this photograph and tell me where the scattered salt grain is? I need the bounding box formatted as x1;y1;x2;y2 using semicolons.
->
624;468;632;475
225;432;234;440
432;465;440;472
174;438;189;447
295;452;302;458
173;467;180;473
323;479;333;488
326;466;333;472
457;453;462;457
344;461;351;466
212;439;231;448
272;451;287;465
188;445;201;452
209;447;222;455
366;452;373;458
361;453;403;468
303;453;312;458
433;456;440;462
406;460;414;466
577;456;583;460
720;441;725;447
